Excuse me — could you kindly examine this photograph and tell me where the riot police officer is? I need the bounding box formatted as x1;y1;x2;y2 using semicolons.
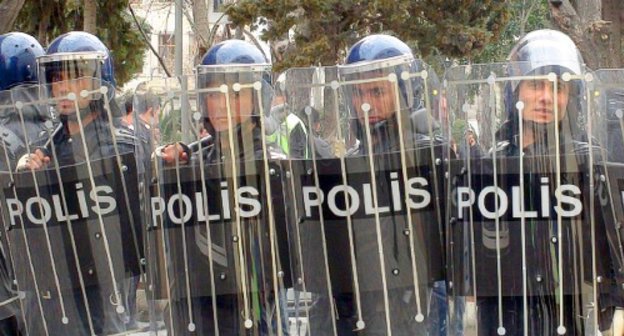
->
495;30;589;157
475;29;619;335
0;31;49;336
19;31;136;169
333;34;449;335
16;31;143;335
156;39;285;335
159;40;280;164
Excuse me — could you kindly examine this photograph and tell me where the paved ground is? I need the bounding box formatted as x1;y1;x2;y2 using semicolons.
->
126;295;619;335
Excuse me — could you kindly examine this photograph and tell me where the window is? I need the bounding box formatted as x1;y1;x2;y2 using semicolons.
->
213;0;225;12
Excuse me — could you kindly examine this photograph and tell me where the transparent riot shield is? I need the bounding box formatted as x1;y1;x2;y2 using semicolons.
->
592;69;624;334
1;79;148;335
148;68;288;335
126;79;167;334
444;63;613;335
269;67;342;161
0;84;55;333
0;85;54;171
280;60;447;335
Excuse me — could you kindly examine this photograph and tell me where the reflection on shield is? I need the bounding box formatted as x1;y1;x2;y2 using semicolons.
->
147;68;288;335
593;69;624;333
279;63;447;336
2;79;146;335
444;63;618;335
0;84;56;335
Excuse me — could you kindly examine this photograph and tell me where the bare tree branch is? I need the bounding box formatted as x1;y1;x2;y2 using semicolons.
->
241;28;270;63
519;0;538;35
182;5;209;47
128;3;173;77
207;11;229;46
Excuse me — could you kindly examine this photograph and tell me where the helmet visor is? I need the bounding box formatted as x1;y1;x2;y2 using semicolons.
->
339;55;421;116
195;64;271;134
339;57;437;154
38;52;108;105
38;52;105;84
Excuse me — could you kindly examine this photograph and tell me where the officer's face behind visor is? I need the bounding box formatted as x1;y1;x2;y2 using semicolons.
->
201;73;255;133
517;75;571;125
342;60;413;126
350;71;399;125
41;58;102;116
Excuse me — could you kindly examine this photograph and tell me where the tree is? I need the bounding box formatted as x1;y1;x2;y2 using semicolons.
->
226;0;510;72
474;0;550;64
0;0;25;33
190;0;211;64
13;0;148;86
84;0;97;34
549;0;623;69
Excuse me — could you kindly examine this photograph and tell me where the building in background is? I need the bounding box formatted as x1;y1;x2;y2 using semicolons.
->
125;0;268;91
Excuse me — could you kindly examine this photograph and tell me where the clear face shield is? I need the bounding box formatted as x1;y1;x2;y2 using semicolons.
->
339;55;437;155
592;68;624;331
444;61;613;335
196;64;271;138
508;66;586;155
37;52;109;119
277;62;447;335
146;68;290;334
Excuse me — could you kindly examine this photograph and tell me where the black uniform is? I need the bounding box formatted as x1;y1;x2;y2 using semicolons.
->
17;102;144;336
0;85;53;335
162;121;285;335
322;108;448;336
464;120;618;335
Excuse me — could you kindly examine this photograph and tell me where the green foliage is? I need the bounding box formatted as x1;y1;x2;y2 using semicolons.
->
159;104;182;144
14;0;149;86
451;119;467;143
473;0;550;64
226;0;511;72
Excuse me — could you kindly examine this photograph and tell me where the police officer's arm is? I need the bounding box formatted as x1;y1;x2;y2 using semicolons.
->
265;103;288;135
16;148;50;171
154;143;190;165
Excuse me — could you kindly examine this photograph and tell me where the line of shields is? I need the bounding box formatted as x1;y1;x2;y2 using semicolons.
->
0;62;622;336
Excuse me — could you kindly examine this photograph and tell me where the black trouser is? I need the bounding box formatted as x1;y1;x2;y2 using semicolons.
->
21;285;127;335
476;295;582;336
328;289;433;336
168;294;280;335
0;315;20;336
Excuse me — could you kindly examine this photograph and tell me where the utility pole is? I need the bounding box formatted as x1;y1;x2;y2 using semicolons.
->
175;0;191;142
